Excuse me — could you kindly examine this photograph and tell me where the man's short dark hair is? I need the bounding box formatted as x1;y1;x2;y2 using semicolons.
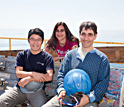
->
28;28;44;41
79;21;97;34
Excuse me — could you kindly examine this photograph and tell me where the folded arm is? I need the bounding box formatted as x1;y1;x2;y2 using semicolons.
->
16;66;53;83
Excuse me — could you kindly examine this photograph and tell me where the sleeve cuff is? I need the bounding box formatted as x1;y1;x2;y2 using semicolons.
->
56;88;65;95
87;93;96;103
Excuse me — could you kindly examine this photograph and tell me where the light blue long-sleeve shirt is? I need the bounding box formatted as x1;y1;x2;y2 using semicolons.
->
56;48;110;102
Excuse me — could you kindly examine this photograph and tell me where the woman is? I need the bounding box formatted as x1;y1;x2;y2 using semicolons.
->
44;22;79;61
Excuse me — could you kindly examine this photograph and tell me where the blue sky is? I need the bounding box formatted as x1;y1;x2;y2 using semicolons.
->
0;0;124;36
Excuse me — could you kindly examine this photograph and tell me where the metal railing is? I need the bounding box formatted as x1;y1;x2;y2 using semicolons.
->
0;37;124;50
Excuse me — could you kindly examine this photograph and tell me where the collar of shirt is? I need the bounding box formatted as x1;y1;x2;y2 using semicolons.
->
78;47;88;61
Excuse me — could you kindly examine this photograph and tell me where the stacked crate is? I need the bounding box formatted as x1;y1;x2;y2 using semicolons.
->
45;62;61;100
0;55;17;95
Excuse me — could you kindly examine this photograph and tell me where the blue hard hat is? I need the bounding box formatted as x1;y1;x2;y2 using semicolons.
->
64;69;91;97
20;81;44;93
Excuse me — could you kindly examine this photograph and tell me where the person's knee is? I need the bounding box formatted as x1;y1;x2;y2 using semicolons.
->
42;95;60;107
0;100;9;107
0;97;6;106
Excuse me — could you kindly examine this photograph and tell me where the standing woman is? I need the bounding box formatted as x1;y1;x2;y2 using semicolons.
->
44;22;79;61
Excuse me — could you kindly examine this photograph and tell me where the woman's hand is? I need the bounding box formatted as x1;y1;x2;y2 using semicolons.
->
53;57;64;62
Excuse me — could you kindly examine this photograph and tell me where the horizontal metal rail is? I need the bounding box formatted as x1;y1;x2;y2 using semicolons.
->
0;37;124;50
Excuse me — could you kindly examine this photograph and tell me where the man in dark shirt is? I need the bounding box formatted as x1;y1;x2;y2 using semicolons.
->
0;28;54;107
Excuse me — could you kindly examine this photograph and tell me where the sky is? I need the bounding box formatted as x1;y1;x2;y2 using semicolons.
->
0;0;124;38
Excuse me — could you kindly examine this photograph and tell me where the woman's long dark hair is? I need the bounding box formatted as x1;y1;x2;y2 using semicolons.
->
46;22;79;50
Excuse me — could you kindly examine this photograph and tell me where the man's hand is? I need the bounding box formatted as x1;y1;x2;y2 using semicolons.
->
74;94;90;107
32;72;46;82
18;76;32;87
58;90;66;104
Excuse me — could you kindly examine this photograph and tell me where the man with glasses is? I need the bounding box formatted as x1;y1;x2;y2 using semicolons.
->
0;28;54;107
43;21;110;107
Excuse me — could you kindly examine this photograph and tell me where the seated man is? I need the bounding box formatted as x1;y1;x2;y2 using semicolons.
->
42;21;110;107
0;28;54;107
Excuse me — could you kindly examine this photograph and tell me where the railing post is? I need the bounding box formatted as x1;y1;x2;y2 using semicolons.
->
9;38;11;50
44;39;47;47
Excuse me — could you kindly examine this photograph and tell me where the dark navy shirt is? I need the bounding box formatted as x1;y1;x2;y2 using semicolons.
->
15;49;54;87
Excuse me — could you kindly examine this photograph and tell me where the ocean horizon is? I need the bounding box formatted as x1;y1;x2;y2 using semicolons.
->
0;28;124;50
